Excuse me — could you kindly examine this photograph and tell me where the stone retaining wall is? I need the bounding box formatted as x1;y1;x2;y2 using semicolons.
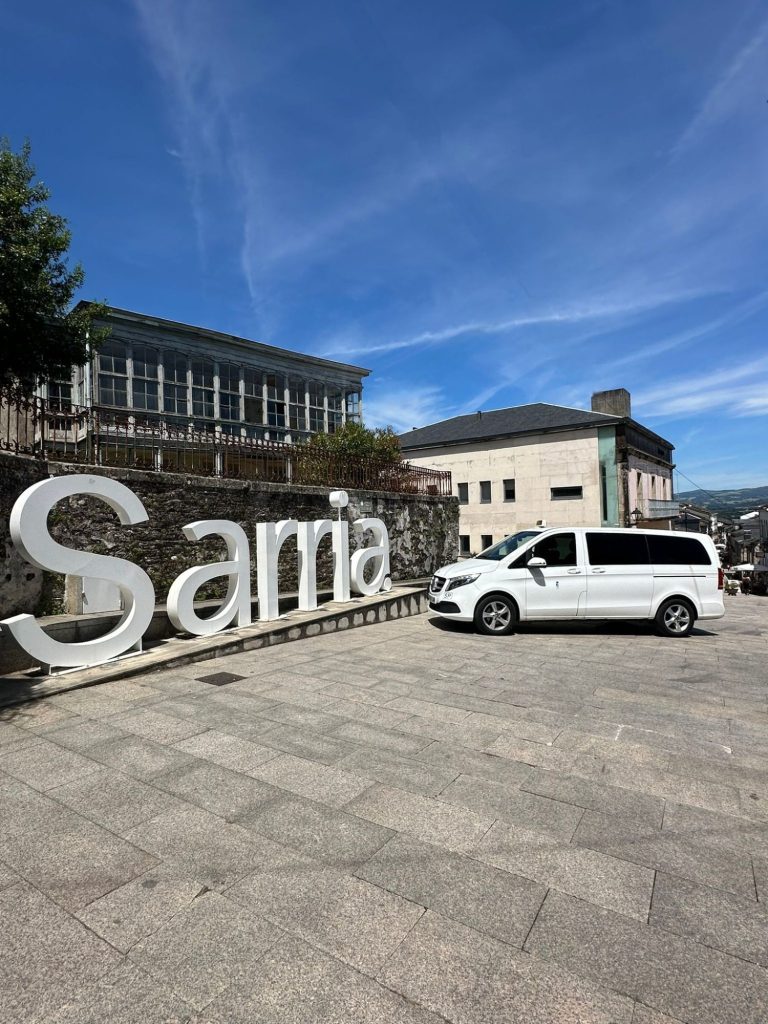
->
0;453;458;618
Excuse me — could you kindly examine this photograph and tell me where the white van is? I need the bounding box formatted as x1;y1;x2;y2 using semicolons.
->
428;527;724;637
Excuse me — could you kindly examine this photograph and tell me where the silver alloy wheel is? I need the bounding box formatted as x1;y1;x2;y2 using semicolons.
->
481;600;512;632
663;602;691;634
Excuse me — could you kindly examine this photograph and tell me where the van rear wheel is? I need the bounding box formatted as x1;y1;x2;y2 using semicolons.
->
474;595;517;636
656;598;695;638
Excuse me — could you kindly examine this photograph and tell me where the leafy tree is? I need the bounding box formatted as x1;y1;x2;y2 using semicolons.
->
0;139;107;390
304;421;402;463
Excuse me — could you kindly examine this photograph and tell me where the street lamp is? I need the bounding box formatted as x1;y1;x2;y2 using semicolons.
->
630;508;642;528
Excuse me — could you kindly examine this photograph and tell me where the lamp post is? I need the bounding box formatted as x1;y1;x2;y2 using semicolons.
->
630;507;642;529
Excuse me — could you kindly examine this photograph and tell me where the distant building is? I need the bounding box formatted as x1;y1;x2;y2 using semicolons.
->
399;388;676;556
42;304;369;444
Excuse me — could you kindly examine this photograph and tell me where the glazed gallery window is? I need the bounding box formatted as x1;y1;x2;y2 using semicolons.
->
219;363;241;422
163;352;188;417
131;345;159;412
244;369;263;425
308;381;325;433
266;373;286;428
327;390;343;433
98;339;128;407
288;377;306;432
345;390;361;423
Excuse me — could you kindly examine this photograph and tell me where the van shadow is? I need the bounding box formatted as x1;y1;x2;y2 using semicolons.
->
426;616;718;639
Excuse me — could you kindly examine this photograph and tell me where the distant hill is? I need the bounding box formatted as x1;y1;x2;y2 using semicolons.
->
676;486;768;516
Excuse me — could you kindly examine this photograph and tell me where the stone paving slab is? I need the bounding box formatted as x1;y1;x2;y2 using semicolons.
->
525;889;768;1024
0;598;767;1022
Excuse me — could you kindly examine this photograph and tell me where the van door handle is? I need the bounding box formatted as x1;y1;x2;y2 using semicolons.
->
592;568;606;574
567;568;582;574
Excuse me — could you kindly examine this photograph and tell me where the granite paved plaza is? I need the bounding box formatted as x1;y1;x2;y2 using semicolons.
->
1;598;768;1023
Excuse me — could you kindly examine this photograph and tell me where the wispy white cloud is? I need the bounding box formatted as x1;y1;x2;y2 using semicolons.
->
634;356;768;419
602;290;768;371
670;16;768;159
325;288;707;358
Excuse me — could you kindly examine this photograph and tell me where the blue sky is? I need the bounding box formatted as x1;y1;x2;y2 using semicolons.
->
3;1;767;489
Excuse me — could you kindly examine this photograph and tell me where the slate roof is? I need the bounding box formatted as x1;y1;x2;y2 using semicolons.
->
398;403;620;450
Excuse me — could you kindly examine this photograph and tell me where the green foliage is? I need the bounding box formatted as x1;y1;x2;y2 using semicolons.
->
304;422;402;463
0;139;108;390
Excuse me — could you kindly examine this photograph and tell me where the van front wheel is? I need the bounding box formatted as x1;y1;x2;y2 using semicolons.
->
474;595;517;636
655;598;695;638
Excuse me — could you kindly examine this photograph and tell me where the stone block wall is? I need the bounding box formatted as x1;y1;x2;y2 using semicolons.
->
0;453;459;617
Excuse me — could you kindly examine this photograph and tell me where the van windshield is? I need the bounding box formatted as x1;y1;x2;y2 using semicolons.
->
476;531;540;561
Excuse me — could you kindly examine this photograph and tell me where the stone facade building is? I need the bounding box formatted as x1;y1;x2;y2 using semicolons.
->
400;389;676;556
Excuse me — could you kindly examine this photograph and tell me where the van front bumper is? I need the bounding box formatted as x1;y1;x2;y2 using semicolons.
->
427;583;477;621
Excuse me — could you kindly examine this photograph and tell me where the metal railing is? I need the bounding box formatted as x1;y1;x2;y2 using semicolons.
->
0;390;452;496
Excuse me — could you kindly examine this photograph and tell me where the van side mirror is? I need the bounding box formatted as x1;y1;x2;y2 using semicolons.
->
527;556;547;568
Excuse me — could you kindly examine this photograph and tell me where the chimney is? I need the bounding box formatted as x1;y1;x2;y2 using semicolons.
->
591;388;631;418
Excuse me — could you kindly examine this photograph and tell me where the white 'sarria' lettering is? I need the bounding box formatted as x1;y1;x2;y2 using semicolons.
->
0;476;390;671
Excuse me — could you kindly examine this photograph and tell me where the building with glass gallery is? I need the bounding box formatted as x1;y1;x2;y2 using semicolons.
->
47;303;369;444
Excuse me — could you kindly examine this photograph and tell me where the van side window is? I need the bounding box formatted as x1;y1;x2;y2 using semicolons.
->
647;535;712;566
586;532;649;565
531;533;577;567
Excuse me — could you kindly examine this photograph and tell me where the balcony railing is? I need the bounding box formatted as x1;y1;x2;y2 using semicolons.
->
0;390;452;497
645;498;681;520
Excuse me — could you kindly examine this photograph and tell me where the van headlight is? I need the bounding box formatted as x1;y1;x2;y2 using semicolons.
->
446;573;480;591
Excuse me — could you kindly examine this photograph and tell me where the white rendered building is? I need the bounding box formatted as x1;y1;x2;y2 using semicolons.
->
400;389;676;557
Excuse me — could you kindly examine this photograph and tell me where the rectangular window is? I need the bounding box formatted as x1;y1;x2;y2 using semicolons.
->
132;378;159;412
164;352;187;384
163;383;187;417
345;389;361;423
481;535;493;551
98;339;128;407
192;388;215;419
457;482;468;504
219;363;241;422
503;479;515;502
192;358;214;389
266;372;286;428
244;368;263;425
219;392;240;422
288;377;306;432
327;389;343;434
132;345;158;381
131;345;159;412
191;358;215;419
98;339;127;376
480;481;492;503
551;486;583;500
647;534;712;566
98;373;128;408
587;532;649;566
163;352;188;418
308;381;324;433
459;535;471;556
48;380;72;410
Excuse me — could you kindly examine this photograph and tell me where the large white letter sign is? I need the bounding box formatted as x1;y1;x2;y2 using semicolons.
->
350;518;390;596
329;490;350;603
297;520;332;611
167;520;251;636
256;519;298;621
0;475;155;668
